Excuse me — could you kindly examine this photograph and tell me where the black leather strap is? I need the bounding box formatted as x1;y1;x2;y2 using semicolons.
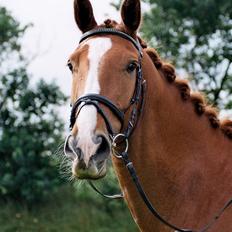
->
80;28;143;57
120;151;232;232
77;94;124;122
70;94;125;135
88;181;123;200
120;151;193;232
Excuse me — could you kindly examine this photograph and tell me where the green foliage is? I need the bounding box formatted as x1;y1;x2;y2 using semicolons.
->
0;185;138;232
0;6;67;204
112;0;232;110
0;7;30;65
142;0;232;109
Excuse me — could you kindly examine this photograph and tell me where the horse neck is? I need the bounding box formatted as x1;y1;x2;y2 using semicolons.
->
112;53;232;231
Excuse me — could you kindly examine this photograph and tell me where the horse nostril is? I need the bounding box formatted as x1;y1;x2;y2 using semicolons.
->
64;135;82;160
93;134;103;144
97;136;109;154
93;135;110;161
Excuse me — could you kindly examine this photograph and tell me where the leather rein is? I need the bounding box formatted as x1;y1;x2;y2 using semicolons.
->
69;28;232;232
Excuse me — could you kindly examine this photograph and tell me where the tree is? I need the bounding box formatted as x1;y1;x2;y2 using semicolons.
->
112;0;232;111
142;0;232;110
0;6;67;204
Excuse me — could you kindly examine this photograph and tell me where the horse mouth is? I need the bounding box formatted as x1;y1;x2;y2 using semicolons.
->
71;159;107;180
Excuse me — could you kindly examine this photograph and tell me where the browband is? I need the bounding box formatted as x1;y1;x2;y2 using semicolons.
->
79;28;143;57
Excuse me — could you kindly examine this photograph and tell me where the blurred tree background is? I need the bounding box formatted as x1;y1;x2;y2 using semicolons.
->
0;6;66;204
142;0;232;111
113;0;232;111
0;5;136;232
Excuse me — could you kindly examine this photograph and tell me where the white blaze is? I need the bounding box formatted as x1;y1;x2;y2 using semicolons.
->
76;38;112;164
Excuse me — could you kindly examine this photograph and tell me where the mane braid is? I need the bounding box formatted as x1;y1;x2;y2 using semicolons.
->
145;47;232;140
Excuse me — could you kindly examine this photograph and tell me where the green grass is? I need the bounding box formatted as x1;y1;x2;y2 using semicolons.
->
0;185;138;232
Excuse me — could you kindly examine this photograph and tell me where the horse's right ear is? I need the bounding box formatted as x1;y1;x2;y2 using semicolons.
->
74;0;97;33
120;0;141;35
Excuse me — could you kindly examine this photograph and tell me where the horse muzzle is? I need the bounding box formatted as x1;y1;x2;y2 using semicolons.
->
64;133;111;179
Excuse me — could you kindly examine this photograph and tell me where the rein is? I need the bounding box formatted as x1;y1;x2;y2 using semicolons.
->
70;28;232;232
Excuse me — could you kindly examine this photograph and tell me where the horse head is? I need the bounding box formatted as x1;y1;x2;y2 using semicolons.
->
64;0;142;180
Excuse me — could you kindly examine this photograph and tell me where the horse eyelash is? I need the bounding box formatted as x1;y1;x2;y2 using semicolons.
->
67;60;73;73
127;60;139;73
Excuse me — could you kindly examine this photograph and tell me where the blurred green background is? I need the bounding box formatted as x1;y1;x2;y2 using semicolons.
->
0;0;231;231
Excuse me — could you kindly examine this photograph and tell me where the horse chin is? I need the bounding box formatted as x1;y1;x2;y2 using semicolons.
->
74;171;107;180
72;162;107;180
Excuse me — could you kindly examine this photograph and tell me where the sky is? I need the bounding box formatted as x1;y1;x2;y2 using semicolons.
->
0;0;120;127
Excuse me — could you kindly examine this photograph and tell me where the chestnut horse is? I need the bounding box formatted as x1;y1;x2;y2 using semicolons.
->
63;0;232;231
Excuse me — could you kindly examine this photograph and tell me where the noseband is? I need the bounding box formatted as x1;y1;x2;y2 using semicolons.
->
69;28;232;232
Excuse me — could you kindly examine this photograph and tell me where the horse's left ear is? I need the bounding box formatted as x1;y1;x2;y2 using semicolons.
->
120;0;141;34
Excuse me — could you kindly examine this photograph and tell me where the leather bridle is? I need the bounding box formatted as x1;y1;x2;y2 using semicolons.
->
70;28;145;139
69;28;232;232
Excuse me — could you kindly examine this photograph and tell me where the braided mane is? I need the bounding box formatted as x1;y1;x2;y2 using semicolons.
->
145;47;232;140
102;19;232;140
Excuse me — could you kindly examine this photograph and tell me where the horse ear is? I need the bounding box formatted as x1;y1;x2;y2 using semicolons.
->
74;0;97;33
120;0;141;34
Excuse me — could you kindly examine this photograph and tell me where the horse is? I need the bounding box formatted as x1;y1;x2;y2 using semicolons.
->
63;0;232;231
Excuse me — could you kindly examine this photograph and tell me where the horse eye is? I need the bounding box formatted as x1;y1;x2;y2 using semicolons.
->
127;62;137;73
67;61;73;72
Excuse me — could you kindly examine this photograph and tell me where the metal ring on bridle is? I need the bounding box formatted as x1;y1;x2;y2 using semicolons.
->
112;133;129;158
